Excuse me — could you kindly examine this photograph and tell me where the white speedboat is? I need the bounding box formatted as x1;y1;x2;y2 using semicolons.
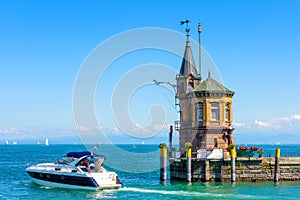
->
26;151;122;190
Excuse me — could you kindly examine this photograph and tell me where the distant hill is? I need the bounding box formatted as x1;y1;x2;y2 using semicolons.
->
235;132;300;144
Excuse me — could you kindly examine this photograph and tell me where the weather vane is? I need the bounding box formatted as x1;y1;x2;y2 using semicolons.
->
180;19;191;35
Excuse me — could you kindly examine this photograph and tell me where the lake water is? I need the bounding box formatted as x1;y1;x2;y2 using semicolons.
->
1;144;300;199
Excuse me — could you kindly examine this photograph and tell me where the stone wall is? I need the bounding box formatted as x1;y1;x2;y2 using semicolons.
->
169;157;300;182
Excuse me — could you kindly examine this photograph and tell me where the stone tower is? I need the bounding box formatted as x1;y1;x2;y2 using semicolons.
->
175;25;235;156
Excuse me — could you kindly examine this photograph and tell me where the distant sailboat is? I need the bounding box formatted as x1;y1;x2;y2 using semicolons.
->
12;141;17;145
5;140;9;145
37;141;40;145
141;141;145;145
93;143;99;151
45;138;49;146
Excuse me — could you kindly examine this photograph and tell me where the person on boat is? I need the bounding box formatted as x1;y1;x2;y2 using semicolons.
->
80;158;89;168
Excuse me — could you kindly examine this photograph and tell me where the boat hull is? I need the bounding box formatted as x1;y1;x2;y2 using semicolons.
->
26;170;121;190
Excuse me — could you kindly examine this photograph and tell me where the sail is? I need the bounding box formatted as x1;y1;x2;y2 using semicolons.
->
45;138;49;146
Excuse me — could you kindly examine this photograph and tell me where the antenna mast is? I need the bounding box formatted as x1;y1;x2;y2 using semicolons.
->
198;23;202;77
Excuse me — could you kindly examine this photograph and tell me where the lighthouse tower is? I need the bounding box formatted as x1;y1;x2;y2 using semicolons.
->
175;23;235;156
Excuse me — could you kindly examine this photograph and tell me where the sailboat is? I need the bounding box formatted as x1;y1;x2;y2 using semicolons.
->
12;141;17;145
45;138;49;146
5;140;9;145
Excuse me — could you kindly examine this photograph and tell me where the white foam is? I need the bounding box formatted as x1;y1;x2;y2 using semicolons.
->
120;187;266;199
121;187;220;197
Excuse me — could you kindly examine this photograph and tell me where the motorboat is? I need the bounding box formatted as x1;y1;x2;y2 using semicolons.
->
25;151;122;190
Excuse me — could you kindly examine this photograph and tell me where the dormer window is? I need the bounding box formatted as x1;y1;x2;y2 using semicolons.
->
188;79;194;89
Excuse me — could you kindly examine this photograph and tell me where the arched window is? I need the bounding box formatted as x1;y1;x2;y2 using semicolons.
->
225;103;230;121
211;102;219;121
214;138;218;148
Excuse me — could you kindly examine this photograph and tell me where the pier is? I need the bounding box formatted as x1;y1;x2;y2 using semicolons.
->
168;153;300;182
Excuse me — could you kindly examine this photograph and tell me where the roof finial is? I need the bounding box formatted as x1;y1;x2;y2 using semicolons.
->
208;70;211;78
180;20;191;46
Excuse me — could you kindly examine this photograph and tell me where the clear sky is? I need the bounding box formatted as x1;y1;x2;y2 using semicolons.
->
1;0;300;144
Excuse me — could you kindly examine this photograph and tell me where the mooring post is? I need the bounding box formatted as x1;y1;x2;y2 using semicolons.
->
230;148;236;182
205;160;210;182
186;146;192;183
159;144;167;182
169;125;173;158
274;148;280;183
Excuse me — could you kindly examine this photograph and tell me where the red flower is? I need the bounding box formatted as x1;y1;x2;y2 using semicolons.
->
239;146;247;151
250;146;259;151
207;147;214;151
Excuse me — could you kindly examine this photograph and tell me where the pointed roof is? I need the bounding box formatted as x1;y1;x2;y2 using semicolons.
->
179;26;199;78
194;75;234;95
179;44;198;76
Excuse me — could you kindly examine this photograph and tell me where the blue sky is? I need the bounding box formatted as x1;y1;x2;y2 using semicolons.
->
1;0;300;144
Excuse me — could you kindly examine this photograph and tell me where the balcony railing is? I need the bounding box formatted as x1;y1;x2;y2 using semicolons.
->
174;120;229;131
175;120;204;131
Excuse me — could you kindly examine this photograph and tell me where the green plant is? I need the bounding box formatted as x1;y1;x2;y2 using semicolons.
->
228;144;235;150
257;149;264;157
159;143;166;148
185;142;192;149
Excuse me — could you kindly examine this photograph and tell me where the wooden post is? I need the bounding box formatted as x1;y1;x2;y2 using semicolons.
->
186;147;192;183
160;144;167;181
274;148;280;183
205;160;210;182
230;149;236;182
169;125;173;158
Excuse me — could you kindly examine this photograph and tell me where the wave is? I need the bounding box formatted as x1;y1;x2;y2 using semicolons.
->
119;187;267;199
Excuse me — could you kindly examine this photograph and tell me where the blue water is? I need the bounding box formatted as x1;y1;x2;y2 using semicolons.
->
1;144;300;200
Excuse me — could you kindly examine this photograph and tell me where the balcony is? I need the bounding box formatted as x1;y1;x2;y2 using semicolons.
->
175;120;204;131
174;120;227;131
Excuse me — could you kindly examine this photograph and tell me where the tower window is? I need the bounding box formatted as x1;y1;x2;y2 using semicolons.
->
180;82;185;92
225;103;230;121
196;103;203;122
188;79;194;89
211;103;219;121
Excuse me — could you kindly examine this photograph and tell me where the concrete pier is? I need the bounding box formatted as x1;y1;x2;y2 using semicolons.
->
169;156;300;182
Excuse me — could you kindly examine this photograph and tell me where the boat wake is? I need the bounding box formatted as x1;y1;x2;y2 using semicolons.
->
119;187;267;199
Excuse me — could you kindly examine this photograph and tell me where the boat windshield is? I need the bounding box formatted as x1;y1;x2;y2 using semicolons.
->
57;157;77;164
57;152;105;166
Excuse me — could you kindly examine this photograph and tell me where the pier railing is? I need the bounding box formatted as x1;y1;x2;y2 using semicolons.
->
168;148;226;159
